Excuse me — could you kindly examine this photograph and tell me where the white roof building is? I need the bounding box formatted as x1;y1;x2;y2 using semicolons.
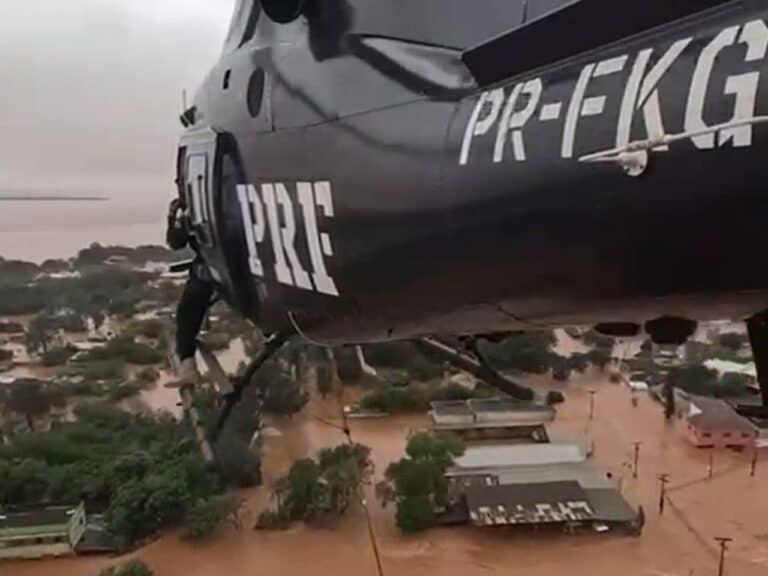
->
449;442;585;473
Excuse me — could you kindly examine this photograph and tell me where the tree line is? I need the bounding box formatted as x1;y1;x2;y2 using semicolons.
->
0;402;242;549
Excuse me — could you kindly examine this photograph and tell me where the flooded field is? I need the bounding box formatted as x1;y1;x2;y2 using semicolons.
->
5;367;768;576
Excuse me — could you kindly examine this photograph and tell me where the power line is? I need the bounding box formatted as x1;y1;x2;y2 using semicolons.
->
632;441;641;479
314;353;386;576
657;473;670;515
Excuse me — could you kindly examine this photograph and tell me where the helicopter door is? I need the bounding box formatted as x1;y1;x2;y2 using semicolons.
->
178;129;227;285
185;152;214;247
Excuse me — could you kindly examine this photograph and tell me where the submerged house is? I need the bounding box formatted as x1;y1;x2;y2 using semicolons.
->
684;396;757;449
445;443;638;533
430;398;555;442
0;503;87;560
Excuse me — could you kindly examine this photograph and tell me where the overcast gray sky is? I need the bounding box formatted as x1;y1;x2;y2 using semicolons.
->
0;0;235;207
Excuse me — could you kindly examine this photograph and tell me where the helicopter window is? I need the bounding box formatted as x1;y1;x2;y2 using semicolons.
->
239;2;261;47
262;0;304;24
247;68;265;118
185;153;214;247
223;0;261;53
350;0;526;49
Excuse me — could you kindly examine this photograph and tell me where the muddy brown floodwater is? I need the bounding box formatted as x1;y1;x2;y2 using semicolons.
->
5;370;768;576
130;338;248;418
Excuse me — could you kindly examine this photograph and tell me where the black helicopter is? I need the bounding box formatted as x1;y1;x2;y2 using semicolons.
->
176;0;768;413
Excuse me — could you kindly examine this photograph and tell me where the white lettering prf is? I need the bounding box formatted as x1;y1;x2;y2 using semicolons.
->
686;20;768;149
298;181;339;296
260;183;293;286
236;184;265;277
493;79;543;163
459;88;504;165
275;183;313;291
240;181;340;297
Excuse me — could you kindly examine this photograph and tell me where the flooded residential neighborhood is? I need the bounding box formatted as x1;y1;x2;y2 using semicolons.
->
6;2;768;576
4;363;766;576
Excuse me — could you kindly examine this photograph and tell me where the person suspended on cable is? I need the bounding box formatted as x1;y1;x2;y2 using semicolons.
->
166;197;214;389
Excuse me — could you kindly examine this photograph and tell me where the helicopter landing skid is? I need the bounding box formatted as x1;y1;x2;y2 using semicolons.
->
743;312;768;419
414;337;538;403
210;333;290;442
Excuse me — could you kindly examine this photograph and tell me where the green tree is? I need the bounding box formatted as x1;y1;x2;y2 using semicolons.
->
40;259;70;273
183;493;242;541
26;314;53;355
718;332;748;352
362;342;442;380
0;284;47;315
585;348;612;371
334;347;363;383
667;365;719;395
317;444;371;514
0;458;49;505
49;312;87;333
74;336;161;366
0;259;39;284
64;359;125;381
282;458;321;519
567;352;589;374
258;362;308;415
720;371;751;393
478;332;556;373
265;443;371;526
383;432;464;533
5;380;51;430
404;431;464;469
99;559;154;576
126;319;164;339
41;346;76;367
0;402;220;548
395;495;435;534
213;432;261;487
359;386;428;414
550;356;571;381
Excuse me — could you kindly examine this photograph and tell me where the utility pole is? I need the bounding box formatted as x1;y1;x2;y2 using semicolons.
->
714;536;732;576
657;473;670;515
708;448;714;479
750;445;758;477
632;441;641;479
588;388;596;421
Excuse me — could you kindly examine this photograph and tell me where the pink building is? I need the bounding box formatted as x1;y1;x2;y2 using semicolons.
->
684;396;756;449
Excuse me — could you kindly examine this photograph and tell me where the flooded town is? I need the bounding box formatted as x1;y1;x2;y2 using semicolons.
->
6;1;768;576
1;245;767;576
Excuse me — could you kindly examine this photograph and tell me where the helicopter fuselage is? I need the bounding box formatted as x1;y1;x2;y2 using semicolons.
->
179;0;768;344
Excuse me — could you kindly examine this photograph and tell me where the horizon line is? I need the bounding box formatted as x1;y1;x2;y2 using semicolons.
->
0;195;110;202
